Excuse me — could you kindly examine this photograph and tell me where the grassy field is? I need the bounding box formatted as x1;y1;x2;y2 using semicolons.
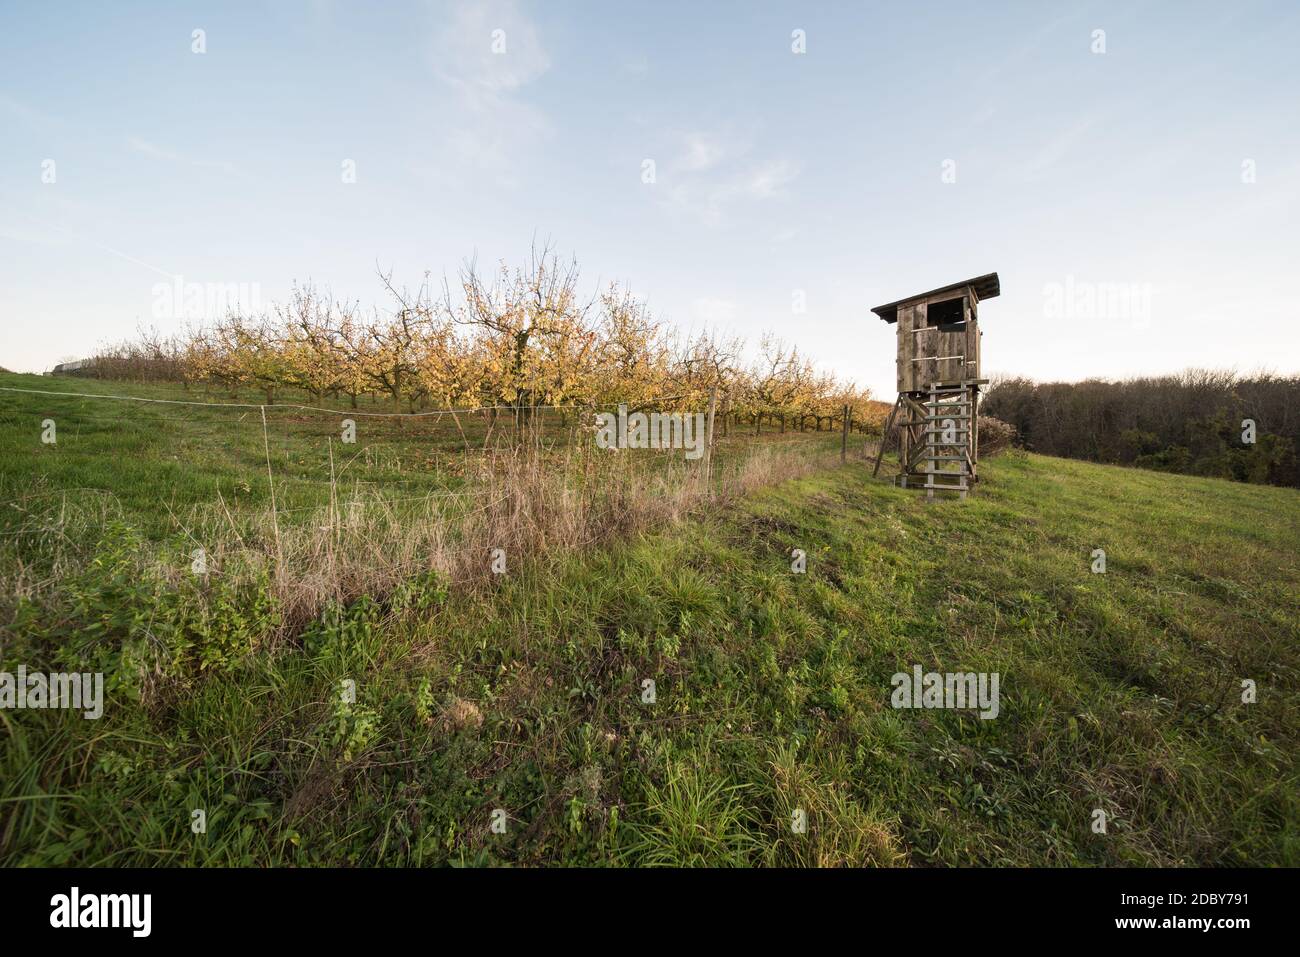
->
0;369;839;626
1;372;1297;865
0;370;838;537
0;371;695;533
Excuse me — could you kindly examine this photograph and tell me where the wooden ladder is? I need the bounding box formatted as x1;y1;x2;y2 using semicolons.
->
918;384;972;500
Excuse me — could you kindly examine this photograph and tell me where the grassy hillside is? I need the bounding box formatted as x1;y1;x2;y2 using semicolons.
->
0;369;841;627
0;370;837;539
1;374;1297;865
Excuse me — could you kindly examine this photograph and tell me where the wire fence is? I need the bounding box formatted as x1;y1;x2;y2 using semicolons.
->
0;384;704;417
0;381;869;628
0;384;750;539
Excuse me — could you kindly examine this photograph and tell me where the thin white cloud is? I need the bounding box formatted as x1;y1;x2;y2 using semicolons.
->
5;208;176;279
659;131;798;226
127;136;181;162
1019;115;1096;180
0;93;62;126
666;160;799;226
127;135;237;175
680;133;727;172
428;0;551;183
745;160;798;199
433;0;549;101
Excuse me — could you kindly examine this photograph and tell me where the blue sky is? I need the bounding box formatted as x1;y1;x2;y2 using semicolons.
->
2;0;1298;397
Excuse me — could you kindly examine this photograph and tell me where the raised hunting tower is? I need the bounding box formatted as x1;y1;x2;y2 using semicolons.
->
870;272;1000;499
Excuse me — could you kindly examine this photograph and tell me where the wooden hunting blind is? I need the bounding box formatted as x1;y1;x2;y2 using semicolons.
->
870;272;1000;499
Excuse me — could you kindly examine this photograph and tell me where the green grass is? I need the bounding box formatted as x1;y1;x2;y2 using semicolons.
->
0;370;828;541
1;372;1298;866
0;370;564;539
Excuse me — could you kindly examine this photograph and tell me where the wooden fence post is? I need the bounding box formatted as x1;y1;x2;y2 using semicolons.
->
705;389;718;492
841;404;850;462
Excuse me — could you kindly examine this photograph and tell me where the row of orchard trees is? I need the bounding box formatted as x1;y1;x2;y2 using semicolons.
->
102;247;878;432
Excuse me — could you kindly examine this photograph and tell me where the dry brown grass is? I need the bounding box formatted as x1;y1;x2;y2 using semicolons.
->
442;697;484;731
143;429;848;642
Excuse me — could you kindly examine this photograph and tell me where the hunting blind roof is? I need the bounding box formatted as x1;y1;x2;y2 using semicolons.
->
871;272;1001;324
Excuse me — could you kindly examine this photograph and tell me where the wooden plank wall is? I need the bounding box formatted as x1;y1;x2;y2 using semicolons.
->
936;305;962;383
896;304;911;393
918;302;935;389
895;285;981;393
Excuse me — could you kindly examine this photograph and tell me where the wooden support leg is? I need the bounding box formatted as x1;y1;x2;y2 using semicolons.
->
871;397;901;478
900;423;909;487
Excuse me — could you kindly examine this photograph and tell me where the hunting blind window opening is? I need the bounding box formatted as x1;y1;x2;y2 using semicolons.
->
926;297;965;328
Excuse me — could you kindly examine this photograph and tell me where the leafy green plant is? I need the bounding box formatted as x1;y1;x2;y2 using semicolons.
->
327;697;381;763
620;762;761;867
